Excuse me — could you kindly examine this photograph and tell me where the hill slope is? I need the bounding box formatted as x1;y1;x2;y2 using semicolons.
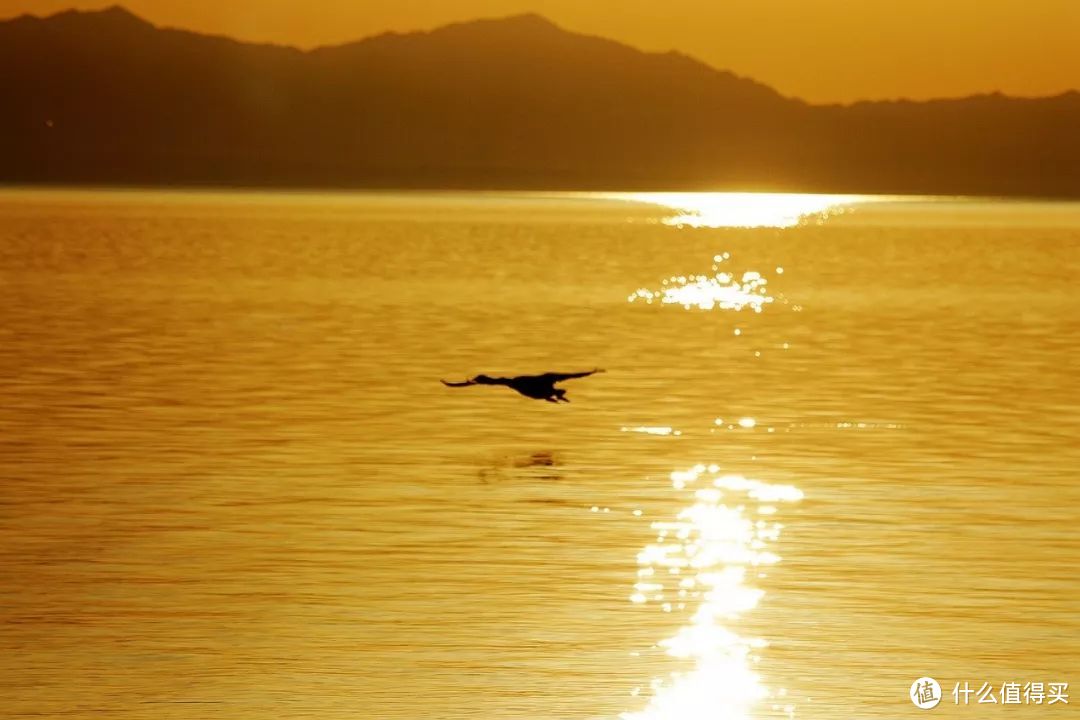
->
1;6;1077;195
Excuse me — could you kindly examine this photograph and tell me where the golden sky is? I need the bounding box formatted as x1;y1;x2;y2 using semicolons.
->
5;0;1078;103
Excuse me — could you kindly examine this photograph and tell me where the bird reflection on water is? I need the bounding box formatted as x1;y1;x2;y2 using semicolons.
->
478;451;563;483
622;466;803;720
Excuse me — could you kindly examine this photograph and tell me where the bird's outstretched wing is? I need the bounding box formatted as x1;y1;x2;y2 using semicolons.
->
539;368;606;383
441;379;476;387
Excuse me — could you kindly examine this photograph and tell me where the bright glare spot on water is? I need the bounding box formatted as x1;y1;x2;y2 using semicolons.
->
738;418;757;429
622;466;803;720
607;192;861;228
629;258;775;313
622;426;683;437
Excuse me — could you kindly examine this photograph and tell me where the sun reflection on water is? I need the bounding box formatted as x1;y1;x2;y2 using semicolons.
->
623;466;803;720
608;192;862;229
629;254;774;312
621;426;683;437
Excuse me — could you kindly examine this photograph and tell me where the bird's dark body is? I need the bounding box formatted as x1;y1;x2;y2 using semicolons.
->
499;374;568;401
441;369;603;403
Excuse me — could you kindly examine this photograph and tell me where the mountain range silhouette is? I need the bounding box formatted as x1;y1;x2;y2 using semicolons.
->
2;6;1078;196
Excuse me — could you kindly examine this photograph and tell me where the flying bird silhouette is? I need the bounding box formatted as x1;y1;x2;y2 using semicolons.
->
441;369;605;403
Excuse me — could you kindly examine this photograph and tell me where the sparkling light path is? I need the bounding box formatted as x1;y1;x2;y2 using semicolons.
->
622;466;803;720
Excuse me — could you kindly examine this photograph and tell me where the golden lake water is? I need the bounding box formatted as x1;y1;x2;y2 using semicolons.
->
0;190;1077;718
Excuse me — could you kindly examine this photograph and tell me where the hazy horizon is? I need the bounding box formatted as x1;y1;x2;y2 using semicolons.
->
4;0;1078;104
4;5;1078;197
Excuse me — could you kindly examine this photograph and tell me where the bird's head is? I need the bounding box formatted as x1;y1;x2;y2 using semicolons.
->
473;374;497;384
